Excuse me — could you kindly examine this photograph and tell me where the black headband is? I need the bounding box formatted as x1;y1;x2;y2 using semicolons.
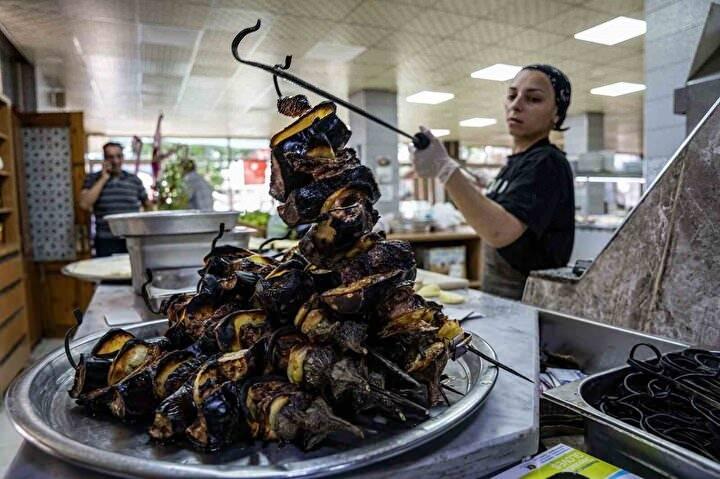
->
522;64;572;131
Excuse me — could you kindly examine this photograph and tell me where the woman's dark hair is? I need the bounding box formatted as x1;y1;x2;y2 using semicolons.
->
522;64;572;131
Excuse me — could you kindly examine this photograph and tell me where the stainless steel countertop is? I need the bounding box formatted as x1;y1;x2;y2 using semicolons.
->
5;284;541;478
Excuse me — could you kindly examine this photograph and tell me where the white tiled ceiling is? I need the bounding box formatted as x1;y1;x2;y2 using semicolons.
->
0;0;644;152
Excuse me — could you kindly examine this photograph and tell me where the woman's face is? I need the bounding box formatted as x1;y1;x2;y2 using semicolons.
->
504;69;557;139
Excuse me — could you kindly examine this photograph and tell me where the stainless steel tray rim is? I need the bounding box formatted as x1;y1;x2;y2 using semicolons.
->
6;320;498;479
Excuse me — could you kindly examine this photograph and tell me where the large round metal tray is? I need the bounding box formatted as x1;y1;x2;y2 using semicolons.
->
106;210;241;237
6;320;498;478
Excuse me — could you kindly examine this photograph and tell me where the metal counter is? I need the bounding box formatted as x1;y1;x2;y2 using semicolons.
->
5;285;540;479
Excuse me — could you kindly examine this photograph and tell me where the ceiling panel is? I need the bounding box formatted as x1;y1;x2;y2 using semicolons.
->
0;0;645;151
138;0;211;29
485;0;569;27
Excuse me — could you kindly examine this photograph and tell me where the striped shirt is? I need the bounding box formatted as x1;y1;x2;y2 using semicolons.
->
83;170;147;239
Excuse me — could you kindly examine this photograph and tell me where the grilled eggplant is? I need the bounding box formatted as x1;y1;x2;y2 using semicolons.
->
286;147;359;179
109;361;158;420
277;166;379;227
150;382;196;440
192;349;259;405
244;378;362;448
286;344;336;388
107;339;166;386
186;380;244;450
254;263;314;325
75;385;115;414
69;354;112;399
277;94;311;117
298;189;379;259
153;351;201;400
294;298;367;354
214;309;269;352
338;240;416;285
270;102;350;153
90;329;135;359
320;271;403;315
269;102;351;202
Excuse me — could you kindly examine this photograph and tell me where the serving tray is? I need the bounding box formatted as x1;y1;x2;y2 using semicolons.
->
6;320;497;478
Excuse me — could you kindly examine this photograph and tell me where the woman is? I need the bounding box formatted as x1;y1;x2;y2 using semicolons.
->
412;64;575;300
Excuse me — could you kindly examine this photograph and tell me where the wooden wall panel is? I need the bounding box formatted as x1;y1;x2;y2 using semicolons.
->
0;310;26;360
17;112;93;338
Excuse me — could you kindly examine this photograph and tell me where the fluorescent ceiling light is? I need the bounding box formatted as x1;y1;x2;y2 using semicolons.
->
431;129;450;137
590;82;645;96
459;117;496;128
470;63;522;81
406;91;454;104
574;16;646;45
305;42;366;62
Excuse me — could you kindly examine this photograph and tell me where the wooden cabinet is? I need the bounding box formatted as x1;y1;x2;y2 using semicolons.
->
0;94;30;392
388;227;483;288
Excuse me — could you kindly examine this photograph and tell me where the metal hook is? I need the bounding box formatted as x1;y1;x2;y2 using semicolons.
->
230;20;431;149
64;309;84;369
210;222;226;252
273;56;292;98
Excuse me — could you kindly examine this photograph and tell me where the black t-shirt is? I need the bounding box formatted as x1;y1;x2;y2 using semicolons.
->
485;138;575;274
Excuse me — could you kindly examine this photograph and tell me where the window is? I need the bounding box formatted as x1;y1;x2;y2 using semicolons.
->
86;135;274;213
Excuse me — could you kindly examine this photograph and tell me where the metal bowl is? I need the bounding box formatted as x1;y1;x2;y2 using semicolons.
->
6;320;497;479
106;210;240;237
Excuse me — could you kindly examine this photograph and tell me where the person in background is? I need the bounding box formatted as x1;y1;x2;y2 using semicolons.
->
411;64;575;300
181;158;214;210
79;142;152;257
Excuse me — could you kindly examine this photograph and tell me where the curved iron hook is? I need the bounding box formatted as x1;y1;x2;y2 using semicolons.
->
230;20;425;146
64;308;84;369
273;56;292;98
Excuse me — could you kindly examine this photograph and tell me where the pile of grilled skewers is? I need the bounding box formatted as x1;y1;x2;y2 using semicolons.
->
66;98;474;452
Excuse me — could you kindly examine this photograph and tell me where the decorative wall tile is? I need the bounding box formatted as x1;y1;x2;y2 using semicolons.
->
22;127;75;261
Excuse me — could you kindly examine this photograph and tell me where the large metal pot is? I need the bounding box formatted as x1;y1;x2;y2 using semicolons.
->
105;210;254;294
105;210;240;236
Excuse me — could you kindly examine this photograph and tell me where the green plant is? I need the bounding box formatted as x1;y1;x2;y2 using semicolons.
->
156;158;189;210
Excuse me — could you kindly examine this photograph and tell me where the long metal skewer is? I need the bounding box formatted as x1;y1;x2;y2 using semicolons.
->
231;20;430;149
452;333;534;384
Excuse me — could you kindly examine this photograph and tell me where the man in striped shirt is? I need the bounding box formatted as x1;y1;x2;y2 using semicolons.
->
80;142;152;257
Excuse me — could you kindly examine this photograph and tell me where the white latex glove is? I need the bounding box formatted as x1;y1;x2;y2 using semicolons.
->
409;126;459;184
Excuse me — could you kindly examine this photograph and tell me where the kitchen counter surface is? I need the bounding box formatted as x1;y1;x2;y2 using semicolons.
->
6;283;540;478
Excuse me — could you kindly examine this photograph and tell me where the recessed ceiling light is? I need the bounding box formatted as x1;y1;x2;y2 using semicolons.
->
574;16;646;45
431;129;450;137
406;91;455;104
590;82;646;96
470;63;522;81
459;117;497;128
305;42;366;62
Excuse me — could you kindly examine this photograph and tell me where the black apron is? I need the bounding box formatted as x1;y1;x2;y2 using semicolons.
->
481;242;527;300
